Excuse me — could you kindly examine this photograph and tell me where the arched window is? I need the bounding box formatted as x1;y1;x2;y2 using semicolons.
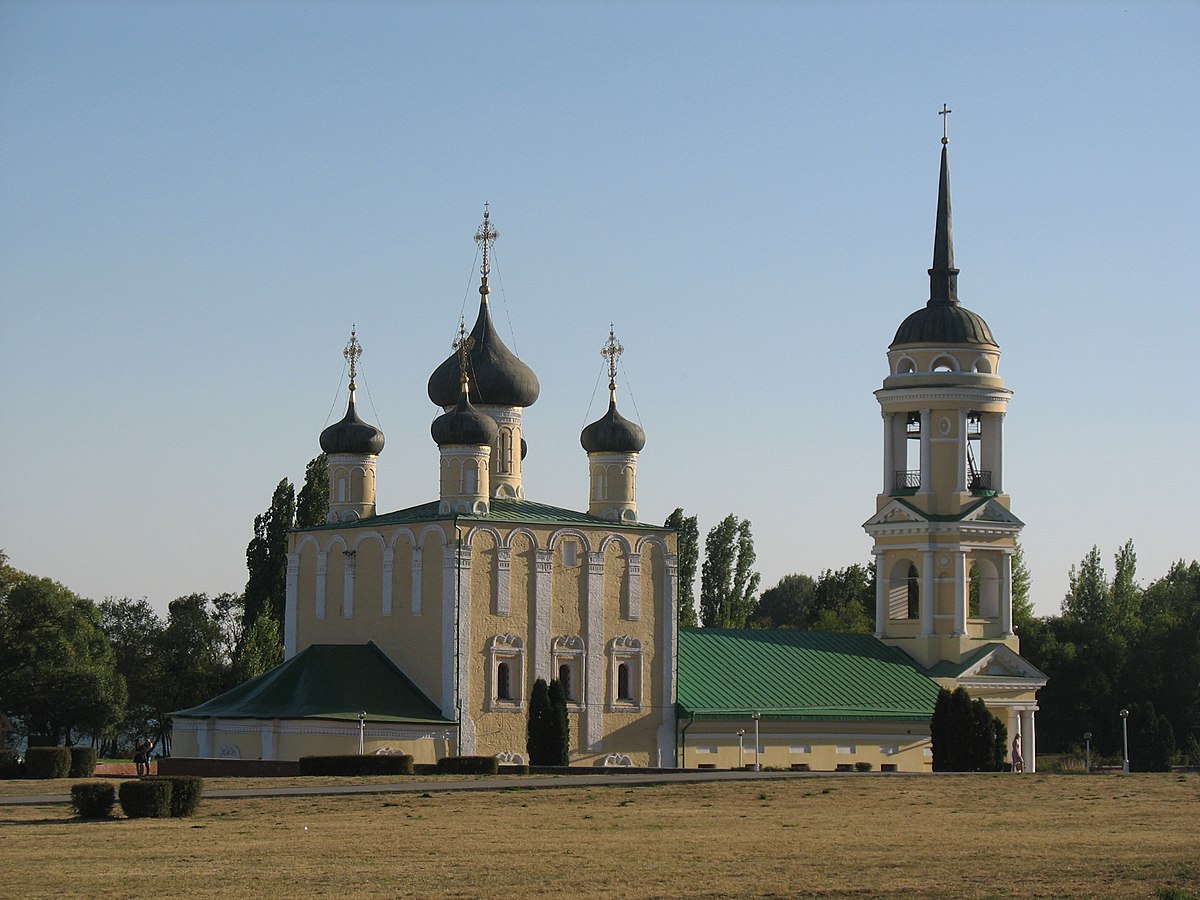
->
907;564;920;619
617;663;630;701
496;662;512;701
558;663;573;702
609;636;643;708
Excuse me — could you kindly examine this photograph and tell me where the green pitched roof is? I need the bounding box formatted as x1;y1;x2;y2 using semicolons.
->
170;643;452;725
297;497;671;533
677;629;940;722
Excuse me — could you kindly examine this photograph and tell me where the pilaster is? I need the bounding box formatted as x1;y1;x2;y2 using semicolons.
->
585;551;606;751
533;550;553;680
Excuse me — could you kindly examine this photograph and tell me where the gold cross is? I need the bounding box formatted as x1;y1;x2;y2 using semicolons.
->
343;325;362;390
474;202;498;278
939;104;952;145
601;324;623;392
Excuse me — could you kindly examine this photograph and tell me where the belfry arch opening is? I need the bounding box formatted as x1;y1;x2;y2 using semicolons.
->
968;557;1001;619
887;559;920;620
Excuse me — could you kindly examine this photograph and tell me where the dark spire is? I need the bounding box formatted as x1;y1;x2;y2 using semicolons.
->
929;106;959;306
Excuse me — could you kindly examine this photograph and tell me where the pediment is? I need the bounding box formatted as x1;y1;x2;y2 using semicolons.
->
864;500;927;528
958;644;1047;684
961;499;1025;527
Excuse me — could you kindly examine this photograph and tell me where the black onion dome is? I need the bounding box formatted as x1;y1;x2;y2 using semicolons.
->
428;300;540;408
431;394;499;447
891;302;996;348
320;396;385;455
581;399;646;453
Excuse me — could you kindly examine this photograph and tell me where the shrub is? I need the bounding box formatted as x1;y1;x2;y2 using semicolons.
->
298;755;415;776
0;749;23;778
70;782;116;819
25;746;71;779
437;755;499;775
119;779;173;818
854;761;873;772
69;746;98;778
145;776;205;817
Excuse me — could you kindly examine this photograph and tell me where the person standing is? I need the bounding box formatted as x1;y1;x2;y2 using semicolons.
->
1011;733;1024;773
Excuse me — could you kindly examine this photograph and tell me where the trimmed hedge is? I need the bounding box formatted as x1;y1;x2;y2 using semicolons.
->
437;755;499;775
25;746;71;779
69;746;98;778
0;749;23;778
854;761;873;772
145;775;205;817
71;782;117;819
299;754;415;776
119;778;173;818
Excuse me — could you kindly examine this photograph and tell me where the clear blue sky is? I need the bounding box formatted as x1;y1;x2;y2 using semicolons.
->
2;1;1197;619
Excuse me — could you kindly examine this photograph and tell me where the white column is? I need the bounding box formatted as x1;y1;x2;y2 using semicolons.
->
411;546;423;616
197;721;211;759
953;550;967;636
920;550;935;636
315;551;328;620
585;551;606;752
284;552;299;659
1000;551;1014;637
957;409;968;492
496;547;511;616
992;413;1005;492
919;408;932;492
381;547;394;616
342;550;356;619
1021;708;1037;774
882;412;894;494
873;552;886;638
625;552;642;621
533;550;553;680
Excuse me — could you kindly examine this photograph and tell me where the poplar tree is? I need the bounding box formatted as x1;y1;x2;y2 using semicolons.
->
699;515;760;628
244;478;295;631
295;453;329;529
665;508;699;627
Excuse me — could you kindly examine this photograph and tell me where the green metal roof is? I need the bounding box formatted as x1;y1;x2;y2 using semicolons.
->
297;497;671;533
677;629;940;722
170;643;452;725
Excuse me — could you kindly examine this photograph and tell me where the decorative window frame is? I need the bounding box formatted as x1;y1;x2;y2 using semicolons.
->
552;635;585;710
487;633;525;712
607;635;644;711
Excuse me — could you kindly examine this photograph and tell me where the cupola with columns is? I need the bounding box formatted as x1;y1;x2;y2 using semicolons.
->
320;328;385;523
427;205;539;500
580;325;645;523
864;110;1024;671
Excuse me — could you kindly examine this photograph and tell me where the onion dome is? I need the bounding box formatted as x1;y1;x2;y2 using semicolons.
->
581;398;645;453
581;325;645;453
432;393;498;447
427;207;540;408
891;129;997;349
320;328;385;454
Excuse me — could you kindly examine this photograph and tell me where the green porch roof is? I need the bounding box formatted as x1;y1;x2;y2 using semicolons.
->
677;629;940;722
297;497;671;533
170;642;452;725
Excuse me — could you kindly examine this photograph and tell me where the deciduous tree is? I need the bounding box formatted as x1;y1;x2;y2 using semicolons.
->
665;508;699;627
699;515;760;628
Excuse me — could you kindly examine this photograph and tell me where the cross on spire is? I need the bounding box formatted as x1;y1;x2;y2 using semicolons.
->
601;324;623;394
939;104;952;145
474;202;498;282
343;325;362;391
453;317;475;393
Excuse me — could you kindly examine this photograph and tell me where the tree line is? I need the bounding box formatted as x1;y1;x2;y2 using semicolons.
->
0;455;327;756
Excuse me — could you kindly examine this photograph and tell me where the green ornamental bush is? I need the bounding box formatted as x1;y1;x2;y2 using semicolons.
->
69;746;98;778
298;754;415;776
437;755;499;775
0;749;23;778
71;782;117;819
145;775;205;817
25;746;71;779
119;778;173;818
854;761;873;772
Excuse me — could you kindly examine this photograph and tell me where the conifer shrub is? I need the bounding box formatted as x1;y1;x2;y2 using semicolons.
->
931;687;1007;772
854;761;873;772
436;755;499;775
70;782;116;819
0;749;23;778
25;746;71;779
69;746;98;778
298;754;415;776
145;775;205;817
119;778;173;818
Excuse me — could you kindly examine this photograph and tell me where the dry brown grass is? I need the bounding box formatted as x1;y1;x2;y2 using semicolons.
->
2;773;1198;898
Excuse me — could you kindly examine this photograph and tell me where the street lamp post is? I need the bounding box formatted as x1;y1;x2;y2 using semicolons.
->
1083;732;1092;773
736;730;746;769
751;713;761;772
358;710;367;756
1119;709;1130;773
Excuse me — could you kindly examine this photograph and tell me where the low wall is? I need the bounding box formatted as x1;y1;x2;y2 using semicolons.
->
158;757;301;777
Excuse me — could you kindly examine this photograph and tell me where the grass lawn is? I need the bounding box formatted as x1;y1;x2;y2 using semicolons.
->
2;773;1197;898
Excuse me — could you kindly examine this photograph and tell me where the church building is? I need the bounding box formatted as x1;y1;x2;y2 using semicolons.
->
171;209;679;767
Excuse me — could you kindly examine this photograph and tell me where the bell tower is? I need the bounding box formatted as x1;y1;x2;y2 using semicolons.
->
864;114;1024;670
